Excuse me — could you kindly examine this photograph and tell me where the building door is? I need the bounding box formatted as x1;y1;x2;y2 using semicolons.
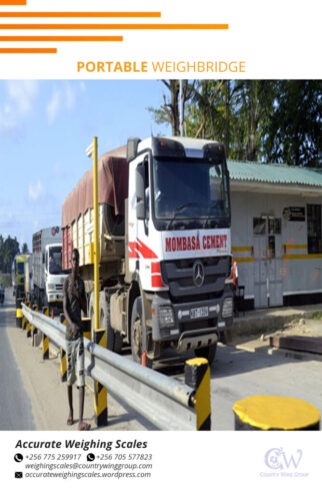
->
253;216;283;308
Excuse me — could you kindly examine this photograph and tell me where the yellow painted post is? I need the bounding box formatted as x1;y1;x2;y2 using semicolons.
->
185;357;211;430
31;304;39;341
90;136;108;427
93;136;100;334
82;317;91;340
233;395;320;430
15;295;23;327
59;313;67;382
41;306;49;359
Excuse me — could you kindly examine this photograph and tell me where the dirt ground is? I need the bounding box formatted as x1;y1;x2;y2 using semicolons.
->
234;313;322;354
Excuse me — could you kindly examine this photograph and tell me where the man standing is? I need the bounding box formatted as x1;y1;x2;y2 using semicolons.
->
63;248;91;431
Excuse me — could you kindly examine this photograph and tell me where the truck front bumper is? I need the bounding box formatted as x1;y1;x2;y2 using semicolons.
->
47;292;64;304
151;291;233;352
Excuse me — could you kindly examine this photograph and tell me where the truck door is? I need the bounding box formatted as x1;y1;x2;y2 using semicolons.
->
253;216;283;308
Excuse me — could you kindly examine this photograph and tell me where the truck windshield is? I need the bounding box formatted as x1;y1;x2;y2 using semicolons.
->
49;247;63;274
152;158;230;230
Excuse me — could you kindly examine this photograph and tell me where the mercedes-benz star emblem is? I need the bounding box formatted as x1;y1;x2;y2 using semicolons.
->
192;260;205;288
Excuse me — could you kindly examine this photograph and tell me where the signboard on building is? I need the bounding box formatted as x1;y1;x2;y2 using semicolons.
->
282;207;306;221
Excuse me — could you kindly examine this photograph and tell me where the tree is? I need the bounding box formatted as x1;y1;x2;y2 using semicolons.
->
149;79;322;167
1;235;20;273
21;243;29;254
0;234;3;272
148;80;196;136
264;81;322;167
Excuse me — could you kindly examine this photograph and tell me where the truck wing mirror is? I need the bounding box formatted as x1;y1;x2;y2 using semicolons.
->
136;165;146;220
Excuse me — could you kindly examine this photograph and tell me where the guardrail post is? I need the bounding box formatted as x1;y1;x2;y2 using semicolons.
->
82;317;91;340
28;304;38;340
59;313;67;382
94;328;108;427
41;306;49;359
21;300;28;331
185;357;211;430
16;298;23;328
233;395;320;430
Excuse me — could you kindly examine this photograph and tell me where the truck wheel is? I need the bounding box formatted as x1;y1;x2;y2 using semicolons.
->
99;292;123;353
113;329;123;354
130;297;152;367
98;292;111;349
194;343;217;366
131;297;142;363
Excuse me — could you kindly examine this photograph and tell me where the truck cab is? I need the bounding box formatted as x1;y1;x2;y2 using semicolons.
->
124;136;233;364
44;243;66;308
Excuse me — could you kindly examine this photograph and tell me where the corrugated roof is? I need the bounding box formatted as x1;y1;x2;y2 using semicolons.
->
227;160;322;188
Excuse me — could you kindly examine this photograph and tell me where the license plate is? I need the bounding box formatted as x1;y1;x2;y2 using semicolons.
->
190;307;209;319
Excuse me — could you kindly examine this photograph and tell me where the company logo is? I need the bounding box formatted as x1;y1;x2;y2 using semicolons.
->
265;447;303;470
260;447;308;479
192;260;205;288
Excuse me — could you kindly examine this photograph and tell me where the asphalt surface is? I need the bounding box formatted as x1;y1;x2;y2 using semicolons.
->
0;294;35;430
1;289;322;431
1;291;152;431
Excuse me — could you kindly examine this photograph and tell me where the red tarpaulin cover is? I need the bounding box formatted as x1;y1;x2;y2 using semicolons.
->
61;146;128;228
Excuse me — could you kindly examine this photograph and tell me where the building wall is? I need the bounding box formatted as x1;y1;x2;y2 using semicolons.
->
231;190;322;309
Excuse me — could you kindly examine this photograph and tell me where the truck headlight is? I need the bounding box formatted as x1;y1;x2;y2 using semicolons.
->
222;297;233;318
159;306;175;328
47;283;55;291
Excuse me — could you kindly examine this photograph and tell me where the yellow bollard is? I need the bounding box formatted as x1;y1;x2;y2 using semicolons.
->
41;306;49;359
233;395;320;430
185;357;211;430
59;313;67;382
94;328;108;427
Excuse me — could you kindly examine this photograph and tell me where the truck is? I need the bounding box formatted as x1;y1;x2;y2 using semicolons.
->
32;226;67;311
62;136;233;365
12;253;32;305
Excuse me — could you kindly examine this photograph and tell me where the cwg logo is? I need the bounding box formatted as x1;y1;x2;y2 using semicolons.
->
265;447;303;470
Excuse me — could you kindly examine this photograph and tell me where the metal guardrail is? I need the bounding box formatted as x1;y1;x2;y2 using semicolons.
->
21;303;203;430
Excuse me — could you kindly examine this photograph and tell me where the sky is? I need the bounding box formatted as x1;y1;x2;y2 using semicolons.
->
0;80;168;250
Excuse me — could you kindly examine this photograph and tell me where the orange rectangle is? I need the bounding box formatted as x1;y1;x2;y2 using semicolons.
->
0;36;123;42
0;23;229;30
0;0;26;4
0;11;162;18
0;47;57;53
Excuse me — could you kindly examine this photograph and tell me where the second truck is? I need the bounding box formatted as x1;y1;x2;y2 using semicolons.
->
62;136;234;365
32;226;67;312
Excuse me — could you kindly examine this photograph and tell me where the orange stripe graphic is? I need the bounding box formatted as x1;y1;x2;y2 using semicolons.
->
0;23;229;30
0;0;26;4
0;47;57;53
0;36;123;41
0;12;162;18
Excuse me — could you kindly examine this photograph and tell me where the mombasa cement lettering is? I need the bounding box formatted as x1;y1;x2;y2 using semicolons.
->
165;234;227;252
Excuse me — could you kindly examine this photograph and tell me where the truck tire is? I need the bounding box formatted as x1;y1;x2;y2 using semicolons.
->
103;204;125;237
194;343;217;366
130;297;152;367
99;292;123;353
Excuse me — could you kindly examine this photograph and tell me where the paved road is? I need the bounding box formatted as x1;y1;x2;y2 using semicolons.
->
156;332;322;430
210;343;322;430
2;290;322;431
1;291;152;431
0;292;35;430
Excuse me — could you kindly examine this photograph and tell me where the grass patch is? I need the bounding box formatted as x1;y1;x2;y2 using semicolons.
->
311;312;322;320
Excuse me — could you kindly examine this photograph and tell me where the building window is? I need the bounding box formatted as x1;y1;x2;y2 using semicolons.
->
253;217;266;235
268;218;281;235
307;204;322;254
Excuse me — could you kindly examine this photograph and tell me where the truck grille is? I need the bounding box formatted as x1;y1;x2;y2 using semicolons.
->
161;256;231;302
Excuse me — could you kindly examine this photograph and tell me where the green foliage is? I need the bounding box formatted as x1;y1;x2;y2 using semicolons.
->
311;312;322;320
150;80;322;167
0;234;20;273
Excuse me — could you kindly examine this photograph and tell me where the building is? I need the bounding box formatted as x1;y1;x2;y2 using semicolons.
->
228;160;322;310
